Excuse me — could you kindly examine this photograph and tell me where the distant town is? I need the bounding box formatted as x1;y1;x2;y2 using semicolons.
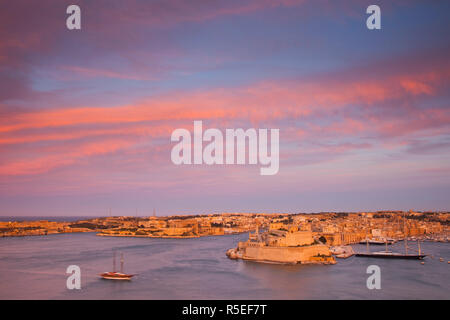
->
1;211;449;245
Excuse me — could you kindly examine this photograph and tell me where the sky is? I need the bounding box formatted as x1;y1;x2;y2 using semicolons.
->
0;0;449;216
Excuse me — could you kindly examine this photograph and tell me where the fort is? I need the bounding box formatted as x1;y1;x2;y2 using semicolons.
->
226;225;336;265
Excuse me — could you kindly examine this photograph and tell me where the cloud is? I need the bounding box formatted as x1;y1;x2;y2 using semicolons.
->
1;0;449;211
1;51;449;179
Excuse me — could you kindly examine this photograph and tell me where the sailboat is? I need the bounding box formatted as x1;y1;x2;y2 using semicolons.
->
355;244;426;259
99;252;135;280
355;215;426;260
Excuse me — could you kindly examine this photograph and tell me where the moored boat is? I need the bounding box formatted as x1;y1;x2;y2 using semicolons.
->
355;213;426;261
99;252;134;280
358;238;396;245
99;271;134;280
355;251;426;260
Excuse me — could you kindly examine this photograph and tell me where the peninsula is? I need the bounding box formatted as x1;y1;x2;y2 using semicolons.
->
1;211;448;246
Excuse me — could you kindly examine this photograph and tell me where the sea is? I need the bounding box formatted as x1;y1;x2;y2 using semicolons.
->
0;228;448;299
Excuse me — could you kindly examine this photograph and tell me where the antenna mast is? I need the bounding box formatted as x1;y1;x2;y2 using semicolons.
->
366;216;369;253
404;212;408;254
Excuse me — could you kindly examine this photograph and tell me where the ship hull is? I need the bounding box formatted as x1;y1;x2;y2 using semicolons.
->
358;241;395;245
99;272;134;280
100;276;133;280
355;253;426;260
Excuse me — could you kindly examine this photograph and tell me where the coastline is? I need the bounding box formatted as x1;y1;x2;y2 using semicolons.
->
96;233;200;239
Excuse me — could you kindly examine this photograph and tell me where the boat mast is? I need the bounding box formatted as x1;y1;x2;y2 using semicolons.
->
113;251;116;272
418;239;421;256
120;253;124;273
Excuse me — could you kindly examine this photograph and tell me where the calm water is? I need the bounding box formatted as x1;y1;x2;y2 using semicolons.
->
0;232;448;299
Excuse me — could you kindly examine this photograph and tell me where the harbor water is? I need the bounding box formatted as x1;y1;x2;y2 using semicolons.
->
0;232;448;299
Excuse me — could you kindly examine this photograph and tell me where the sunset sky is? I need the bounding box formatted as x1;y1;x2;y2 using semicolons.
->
1;0;449;216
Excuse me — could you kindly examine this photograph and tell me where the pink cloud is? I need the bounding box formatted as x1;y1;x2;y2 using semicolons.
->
1;43;449;192
2;62;449;134
0;138;137;176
